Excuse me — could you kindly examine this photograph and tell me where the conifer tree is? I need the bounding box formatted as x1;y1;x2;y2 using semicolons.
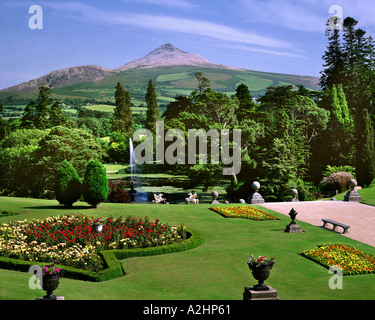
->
320;19;345;90
112;82;134;137
336;84;353;130
35;86;53;129
235;83;255;123
50;101;68;127
355;108;375;187
82;159;109;208
55;160;81;207
319;84;354;166
20;101;36;128
145;80;159;134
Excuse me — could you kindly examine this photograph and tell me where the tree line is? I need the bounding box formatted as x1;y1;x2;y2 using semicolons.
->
0;15;373;202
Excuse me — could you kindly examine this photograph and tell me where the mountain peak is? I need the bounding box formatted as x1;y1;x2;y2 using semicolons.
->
115;43;230;71
155;43;183;52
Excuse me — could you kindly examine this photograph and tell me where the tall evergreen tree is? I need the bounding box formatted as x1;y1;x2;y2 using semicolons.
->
20;101;36;128
145;80;159;134
112;82;134;137
320;19;345;90
317;84;354;167
321;16;375;117
50;100;68;127
336;84;353;130
34;86;53;129
355;108;375;187
235;83;255;123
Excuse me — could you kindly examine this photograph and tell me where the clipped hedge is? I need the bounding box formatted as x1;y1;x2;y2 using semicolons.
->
0;228;204;282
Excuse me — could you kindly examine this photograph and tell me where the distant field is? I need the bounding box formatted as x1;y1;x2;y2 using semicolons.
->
236;75;274;92
86;104;115;113
156;72;190;82
86;104;146;114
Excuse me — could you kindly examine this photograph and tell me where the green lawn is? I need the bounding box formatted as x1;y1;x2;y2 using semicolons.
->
322;182;375;206
0;196;374;300
359;182;375;206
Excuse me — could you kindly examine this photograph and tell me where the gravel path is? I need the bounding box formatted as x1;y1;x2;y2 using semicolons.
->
259;201;375;247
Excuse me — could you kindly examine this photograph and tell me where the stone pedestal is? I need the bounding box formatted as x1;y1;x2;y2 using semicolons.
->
36;296;65;300
249;192;265;204
344;190;362;202
243;286;279;300
284;222;303;233
248;181;265;204
344;179;362;202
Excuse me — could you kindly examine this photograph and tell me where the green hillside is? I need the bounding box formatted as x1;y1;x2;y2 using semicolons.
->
0;66;320;108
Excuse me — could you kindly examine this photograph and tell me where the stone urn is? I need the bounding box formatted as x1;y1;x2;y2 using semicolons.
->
284;208;303;233
248;262;274;291
42;273;61;300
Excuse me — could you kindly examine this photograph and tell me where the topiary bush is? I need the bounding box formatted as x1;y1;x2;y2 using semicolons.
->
82;159;109;208
55;160;82;207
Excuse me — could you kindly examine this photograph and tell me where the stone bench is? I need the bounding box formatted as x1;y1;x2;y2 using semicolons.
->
322;219;350;234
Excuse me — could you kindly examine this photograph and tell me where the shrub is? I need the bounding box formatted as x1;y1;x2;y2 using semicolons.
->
286;179;316;201
107;179;131;203
320;171;353;193
82;159;109;208
322;165;356;179
55;160;82;207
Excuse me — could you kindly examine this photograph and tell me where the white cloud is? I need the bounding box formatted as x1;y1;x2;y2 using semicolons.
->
45;2;293;50
124;0;198;9
112;14;292;49
225;44;307;59
238;0;325;32
238;0;375;33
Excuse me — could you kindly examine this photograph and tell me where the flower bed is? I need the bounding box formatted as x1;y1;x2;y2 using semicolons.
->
210;206;279;221
302;243;375;275
0;214;187;273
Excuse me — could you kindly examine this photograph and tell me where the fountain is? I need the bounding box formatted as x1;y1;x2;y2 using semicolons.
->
129;138;149;203
129;138;136;193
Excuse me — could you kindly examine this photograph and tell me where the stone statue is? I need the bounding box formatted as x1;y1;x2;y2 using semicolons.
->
152;193;166;204
186;193;199;204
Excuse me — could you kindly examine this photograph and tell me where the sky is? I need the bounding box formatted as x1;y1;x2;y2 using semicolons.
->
1;0;375;89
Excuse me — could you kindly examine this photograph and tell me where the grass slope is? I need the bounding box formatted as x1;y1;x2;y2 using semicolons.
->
1;66;320;107
358;181;375;206
0;196;374;300
322;182;375;206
